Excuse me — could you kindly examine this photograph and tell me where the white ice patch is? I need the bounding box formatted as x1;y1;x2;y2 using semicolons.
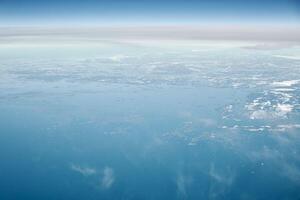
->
246;78;297;121
274;55;300;60
247;102;293;120
108;55;130;62
273;88;295;92
275;104;293;116
271;124;300;132
249;110;270;120
222;124;300;133
272;80;299;87
277;124;300;129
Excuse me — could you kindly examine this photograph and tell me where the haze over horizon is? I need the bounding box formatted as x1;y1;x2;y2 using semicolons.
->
0;0;299;42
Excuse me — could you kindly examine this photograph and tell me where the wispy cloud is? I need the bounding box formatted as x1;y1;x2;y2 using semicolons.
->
70;164;97;176
209;163;235;186
176;174;193;199
101;167;115;189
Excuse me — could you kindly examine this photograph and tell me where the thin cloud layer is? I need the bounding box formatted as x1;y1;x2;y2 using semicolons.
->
0;25;300;43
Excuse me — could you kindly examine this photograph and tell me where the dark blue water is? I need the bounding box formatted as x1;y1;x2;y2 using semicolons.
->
0;41;300;199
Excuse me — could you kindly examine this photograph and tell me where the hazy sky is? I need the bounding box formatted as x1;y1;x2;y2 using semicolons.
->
0;0;299;26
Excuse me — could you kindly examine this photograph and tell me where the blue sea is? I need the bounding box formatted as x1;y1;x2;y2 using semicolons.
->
0;40;300;199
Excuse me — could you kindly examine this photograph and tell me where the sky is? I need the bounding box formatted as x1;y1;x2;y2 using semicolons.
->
0;0;299;26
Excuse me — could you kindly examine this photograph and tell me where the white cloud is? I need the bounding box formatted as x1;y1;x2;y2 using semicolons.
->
209;163;235;186
248;145;300;183
275;104;293;116
101;167;115;189
108;55;130;62
70;164;116;190
273;55;300;60
246;100;294;120
242;43;297;50
70;164;97;176
272;80;300;87
176;174;192;199
176;174;187;198
277;124;300;130
249;110;270;120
